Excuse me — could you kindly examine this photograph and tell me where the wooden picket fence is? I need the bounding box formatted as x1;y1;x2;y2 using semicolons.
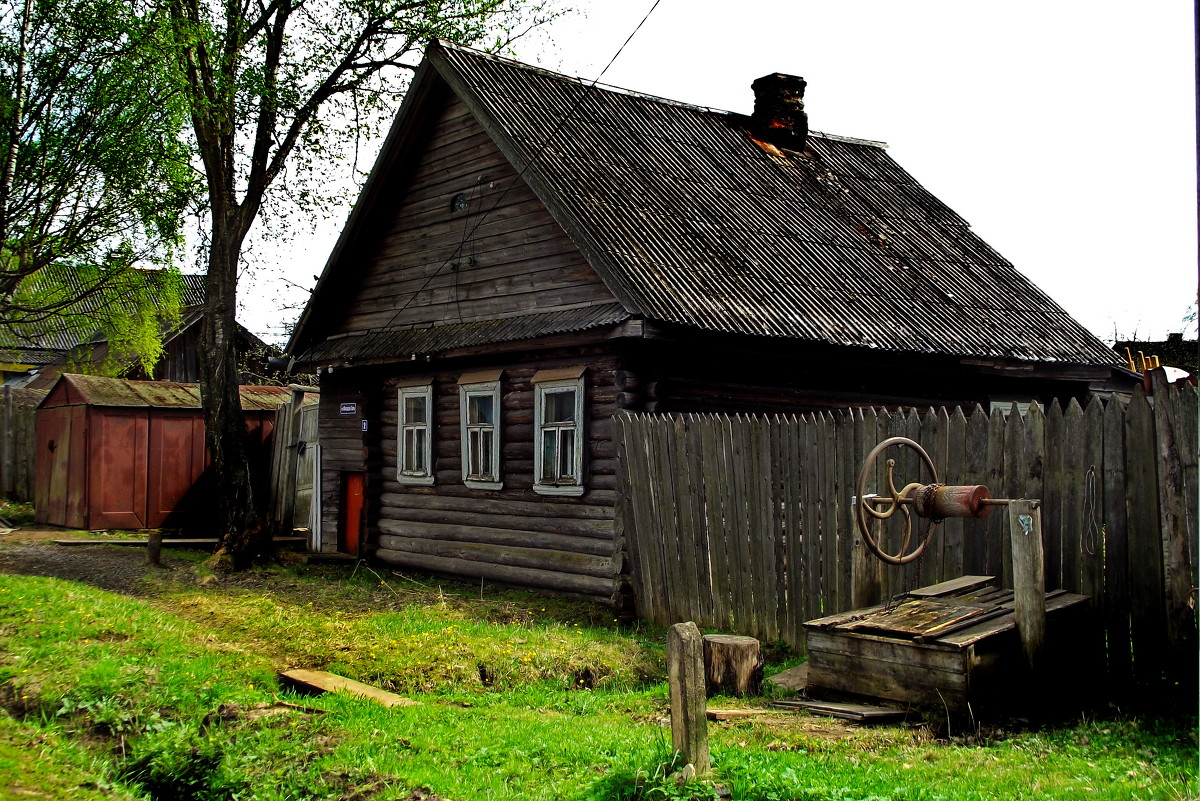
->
0;386;46;503
614;373;1197;686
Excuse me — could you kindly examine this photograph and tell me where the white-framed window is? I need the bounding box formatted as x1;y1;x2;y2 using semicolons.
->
459;375;502;490
533;370;585;496
397;384;434;485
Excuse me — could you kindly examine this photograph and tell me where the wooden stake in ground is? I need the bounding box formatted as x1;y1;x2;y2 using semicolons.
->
667;621;709;775
1007;499;1046;674
146;530;163;566
702;634;763;697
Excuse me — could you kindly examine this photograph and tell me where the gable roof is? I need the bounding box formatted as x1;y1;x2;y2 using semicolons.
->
290;40;1118;367
0;272;207;362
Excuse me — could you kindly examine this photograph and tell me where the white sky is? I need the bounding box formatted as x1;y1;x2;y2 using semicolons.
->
242;0;1198;349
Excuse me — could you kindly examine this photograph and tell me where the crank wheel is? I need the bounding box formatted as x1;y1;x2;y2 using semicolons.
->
855;436;940;566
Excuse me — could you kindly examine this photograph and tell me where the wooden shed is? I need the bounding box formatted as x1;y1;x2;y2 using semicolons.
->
35;374;289;530
285;42;1135;605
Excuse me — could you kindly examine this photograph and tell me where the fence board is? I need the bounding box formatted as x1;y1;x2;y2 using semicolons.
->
962;405;990;575
1060;399;1086;594
1102;396;1132;682
750;415;778;639
699;416;732;629
942;406;968;580
834;411;855;613
1079;398;1105;604
666;416;701;626
1042;400;1066;591
1149;374;1197;682
1125;387;1165;683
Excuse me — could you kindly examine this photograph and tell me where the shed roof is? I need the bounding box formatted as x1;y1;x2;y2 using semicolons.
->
290;41;1118;367
40;373;291;410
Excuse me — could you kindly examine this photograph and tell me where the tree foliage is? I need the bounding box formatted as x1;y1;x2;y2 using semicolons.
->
159;0;562;565
0;0;195;374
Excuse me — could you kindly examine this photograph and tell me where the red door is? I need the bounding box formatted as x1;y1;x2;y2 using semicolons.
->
340;472;364;555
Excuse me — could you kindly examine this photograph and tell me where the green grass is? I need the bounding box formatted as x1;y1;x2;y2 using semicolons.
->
0;500;34;527
0;559;1194;800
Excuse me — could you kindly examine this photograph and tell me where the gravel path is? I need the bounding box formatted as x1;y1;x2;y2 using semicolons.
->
0;532;192;594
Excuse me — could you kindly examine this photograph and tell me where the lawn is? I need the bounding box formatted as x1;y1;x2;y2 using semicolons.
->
0;545;1194;800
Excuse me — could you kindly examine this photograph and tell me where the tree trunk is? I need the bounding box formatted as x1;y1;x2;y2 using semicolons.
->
702;634;763;697
202;217;269;568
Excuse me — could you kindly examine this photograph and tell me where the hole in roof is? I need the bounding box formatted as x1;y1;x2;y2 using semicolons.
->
450;193;469;212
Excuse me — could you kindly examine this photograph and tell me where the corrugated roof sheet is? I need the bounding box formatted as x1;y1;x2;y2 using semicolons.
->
42;374;291;410
304;303;631;363
0;272;207;358
429;42;1117;366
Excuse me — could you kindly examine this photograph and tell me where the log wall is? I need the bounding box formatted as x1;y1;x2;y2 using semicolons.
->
370;352;624;604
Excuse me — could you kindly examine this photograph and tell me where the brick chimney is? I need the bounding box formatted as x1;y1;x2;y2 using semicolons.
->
751;73;808;151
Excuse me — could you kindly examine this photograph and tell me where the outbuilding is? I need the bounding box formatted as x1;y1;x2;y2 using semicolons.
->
35;374;289;530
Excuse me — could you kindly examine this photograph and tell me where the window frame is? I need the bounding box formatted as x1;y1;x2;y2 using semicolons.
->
533;375;585;496
396;384;435;485
459;379;502;490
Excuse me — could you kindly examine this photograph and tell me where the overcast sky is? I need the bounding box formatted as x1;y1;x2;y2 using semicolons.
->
244;0;1198;349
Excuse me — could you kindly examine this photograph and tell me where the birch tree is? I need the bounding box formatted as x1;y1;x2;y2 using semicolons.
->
0;0;193;371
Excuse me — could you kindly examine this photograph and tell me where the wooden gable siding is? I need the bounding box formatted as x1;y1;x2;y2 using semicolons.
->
370;352;622;602
334;94;615;336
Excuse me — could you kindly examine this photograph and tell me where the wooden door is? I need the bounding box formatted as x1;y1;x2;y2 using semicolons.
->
339;471;364;555
292;404;319;534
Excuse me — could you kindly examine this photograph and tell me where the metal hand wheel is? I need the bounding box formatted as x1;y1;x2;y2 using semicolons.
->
855;436;940;565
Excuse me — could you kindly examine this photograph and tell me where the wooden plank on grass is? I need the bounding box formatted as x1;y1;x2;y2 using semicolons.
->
278;669;418;707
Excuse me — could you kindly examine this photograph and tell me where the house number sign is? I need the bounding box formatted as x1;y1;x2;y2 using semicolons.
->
340;402;357;415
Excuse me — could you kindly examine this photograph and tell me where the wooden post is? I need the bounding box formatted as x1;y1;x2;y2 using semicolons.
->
1007;500;1046;673
667;622;709;775
851;513;883;609
147;530;163;566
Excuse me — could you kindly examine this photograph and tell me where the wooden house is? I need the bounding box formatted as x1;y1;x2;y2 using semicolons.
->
286;41;1129;606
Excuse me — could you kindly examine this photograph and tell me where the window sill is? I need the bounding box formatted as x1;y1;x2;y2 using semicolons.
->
464;479;503;491
396;474;435;486
533;483;584;497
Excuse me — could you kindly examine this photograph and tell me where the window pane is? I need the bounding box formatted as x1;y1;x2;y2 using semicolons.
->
542;429;557;481
414;428;427;472
468;394;494;426
544;389;576;424
480;429;494;477
404;429;417;471
405;396;427;424
558;429;576;483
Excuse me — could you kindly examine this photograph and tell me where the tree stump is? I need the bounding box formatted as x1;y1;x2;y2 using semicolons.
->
702;634;763;697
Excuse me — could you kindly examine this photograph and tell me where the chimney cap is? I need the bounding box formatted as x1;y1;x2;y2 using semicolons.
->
752;73;807;92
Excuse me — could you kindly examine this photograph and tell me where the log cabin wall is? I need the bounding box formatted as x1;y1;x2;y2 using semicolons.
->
317;377;367;553
329;92;615;337
369;349;625;606
625;338;1101;416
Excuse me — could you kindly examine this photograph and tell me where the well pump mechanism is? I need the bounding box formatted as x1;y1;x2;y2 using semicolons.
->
855;436;1001;565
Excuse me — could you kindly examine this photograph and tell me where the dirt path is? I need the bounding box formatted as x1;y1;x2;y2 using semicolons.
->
0;528;193;594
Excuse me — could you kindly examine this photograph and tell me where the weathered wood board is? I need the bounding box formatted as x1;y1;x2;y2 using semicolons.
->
278;669;418;708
